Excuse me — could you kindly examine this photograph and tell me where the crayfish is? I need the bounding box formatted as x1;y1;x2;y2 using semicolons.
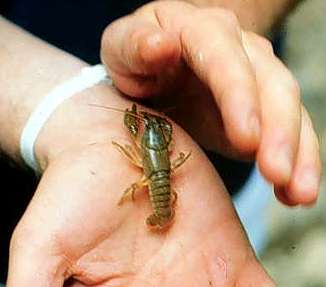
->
113;104;191;229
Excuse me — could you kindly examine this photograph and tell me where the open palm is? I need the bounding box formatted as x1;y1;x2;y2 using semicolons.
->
7;92;274;286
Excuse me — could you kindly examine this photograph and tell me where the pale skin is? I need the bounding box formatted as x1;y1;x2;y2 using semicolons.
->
101;0;322;206
1;16;275;286
0;0;321;286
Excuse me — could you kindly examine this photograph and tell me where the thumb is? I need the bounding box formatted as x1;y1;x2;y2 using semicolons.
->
6;226;66;287
6;167;71;287
101;14;181;97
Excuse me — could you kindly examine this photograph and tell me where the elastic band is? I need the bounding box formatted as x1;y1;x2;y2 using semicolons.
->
20;64;111;173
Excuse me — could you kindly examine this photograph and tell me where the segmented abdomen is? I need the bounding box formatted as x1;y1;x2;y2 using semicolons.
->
149;170;172;218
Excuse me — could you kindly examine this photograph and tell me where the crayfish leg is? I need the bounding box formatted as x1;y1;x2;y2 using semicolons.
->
171;151;191;171
171;189;178;206
118;176;148;205
112;141;142;168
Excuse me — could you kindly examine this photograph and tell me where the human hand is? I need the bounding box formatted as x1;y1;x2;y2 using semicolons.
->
100;1;322;206
6;85;274;286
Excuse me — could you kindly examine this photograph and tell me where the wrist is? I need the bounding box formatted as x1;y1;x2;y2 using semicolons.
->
0;17;89;163
1;61;88;164
0;57;89;165
34;84;127;172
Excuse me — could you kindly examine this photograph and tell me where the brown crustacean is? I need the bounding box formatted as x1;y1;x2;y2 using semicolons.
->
112;104;191;229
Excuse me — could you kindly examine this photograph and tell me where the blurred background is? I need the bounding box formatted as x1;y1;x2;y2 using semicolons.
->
261;0;326;286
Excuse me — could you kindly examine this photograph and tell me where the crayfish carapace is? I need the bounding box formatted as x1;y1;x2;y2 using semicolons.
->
113;104;191;229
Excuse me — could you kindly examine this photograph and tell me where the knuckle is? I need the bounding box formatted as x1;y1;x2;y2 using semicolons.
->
248;32;274;55
257;36;274;55
199;7;240;32
217;8;239;27
271;71;301;102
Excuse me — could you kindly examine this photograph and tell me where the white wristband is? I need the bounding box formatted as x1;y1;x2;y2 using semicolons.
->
20;64;112;173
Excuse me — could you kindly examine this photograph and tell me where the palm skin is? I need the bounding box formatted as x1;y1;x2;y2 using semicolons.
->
7;87;274;286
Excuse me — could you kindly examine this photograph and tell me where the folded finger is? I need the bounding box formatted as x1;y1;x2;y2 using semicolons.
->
282;106;322;205
243;32;301;187
101;14;181;97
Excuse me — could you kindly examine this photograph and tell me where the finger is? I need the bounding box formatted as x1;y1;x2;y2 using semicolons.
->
274;186;298;206
279;106;322;205
243;32;302;186
180;10;261;152
101;14;181;97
